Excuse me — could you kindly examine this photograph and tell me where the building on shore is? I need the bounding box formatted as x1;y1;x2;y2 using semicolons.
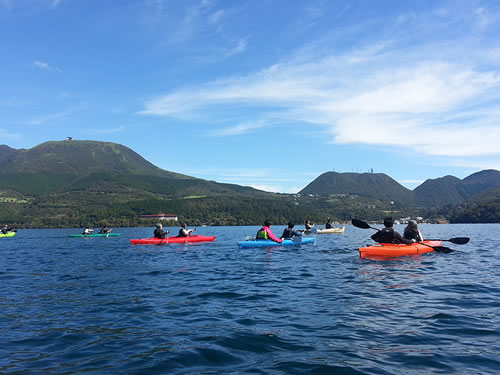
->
140;212;178;221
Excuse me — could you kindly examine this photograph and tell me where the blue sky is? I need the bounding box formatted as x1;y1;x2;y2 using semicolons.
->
2;0;500;193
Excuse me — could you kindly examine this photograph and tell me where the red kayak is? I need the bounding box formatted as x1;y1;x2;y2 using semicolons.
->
358;240;442;259
130;235;216;245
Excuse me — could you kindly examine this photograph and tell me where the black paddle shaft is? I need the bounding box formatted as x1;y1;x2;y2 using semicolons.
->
352;219;470;245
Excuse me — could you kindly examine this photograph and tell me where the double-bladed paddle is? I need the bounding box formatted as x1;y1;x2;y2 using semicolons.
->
424;237;469;245
351;219;378;231
351;219;469;253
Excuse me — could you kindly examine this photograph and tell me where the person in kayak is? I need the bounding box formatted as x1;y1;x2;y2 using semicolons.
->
280;221;303;239
178;223;194;237
403;220;423;242
325;219;333;229
98;225;111;234
256;220;282;243
371;217;414;244
82;227;94;235
304;220;314;231
154;223;169;239
1;225;12;234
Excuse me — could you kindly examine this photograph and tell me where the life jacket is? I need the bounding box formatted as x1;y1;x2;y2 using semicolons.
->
404;228;423;242
154;228;165;239
281;228;293;239
256;227;269;240
371;228;395;243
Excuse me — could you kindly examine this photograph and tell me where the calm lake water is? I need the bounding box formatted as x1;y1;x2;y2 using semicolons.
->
1;224;499;374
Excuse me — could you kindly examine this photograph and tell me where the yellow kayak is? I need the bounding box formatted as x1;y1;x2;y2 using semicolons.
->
0;231;16;238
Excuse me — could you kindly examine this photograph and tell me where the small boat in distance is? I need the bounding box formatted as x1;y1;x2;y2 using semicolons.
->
316;226;345;234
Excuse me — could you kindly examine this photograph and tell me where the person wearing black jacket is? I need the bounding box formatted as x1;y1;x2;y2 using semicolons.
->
280;222;303;239
1;225;12;234
154;223;169;239
371;217;414;244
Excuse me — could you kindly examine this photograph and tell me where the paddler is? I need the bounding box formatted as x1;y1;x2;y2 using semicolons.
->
98;225;111;234
403;220;423;242
178;223;194;237
256;220;282;243
371;217;414;244
280;221;302;239
304;219;314;232
325;218;333;229
82;226;94;235
154;223;169;239
1;225;11;234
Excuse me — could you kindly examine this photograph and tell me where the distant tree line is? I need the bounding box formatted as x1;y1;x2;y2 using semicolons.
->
1;191;498;229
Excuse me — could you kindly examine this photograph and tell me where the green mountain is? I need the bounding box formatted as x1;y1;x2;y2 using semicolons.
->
0;140;299;227
413;175;469;207
414;170;500;207
463;169;500;193
0;140;265;198
299;172;414;204
1;140;499;226
300;170;500;211
449;187;500;223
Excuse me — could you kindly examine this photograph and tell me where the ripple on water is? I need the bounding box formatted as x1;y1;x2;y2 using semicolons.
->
0;225;499;374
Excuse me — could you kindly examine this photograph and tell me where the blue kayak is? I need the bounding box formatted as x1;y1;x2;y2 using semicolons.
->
237;237;315;248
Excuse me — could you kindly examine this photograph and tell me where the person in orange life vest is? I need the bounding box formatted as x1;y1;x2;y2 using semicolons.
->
256;220;282;243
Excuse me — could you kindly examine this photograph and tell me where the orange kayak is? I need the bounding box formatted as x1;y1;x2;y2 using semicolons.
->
359;240;442;259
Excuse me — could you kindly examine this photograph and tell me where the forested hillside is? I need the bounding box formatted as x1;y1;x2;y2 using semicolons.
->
0;140;499;227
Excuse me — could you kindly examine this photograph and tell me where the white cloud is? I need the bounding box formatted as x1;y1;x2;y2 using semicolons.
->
30;60;62;72
140;4;500;164
210;120;266;136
